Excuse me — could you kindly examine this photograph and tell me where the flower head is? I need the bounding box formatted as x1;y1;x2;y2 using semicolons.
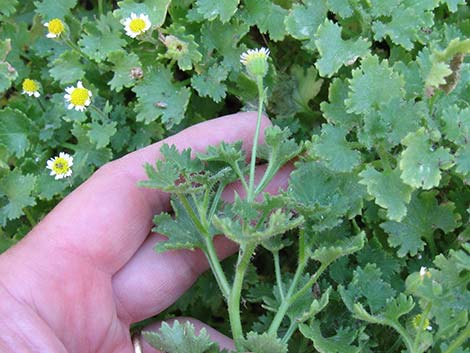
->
122;13;151;38
240;47;270;79
419;266;431;279
412;314;433;331
46;152;73;180
64;81;92;112
44;18;65;38
22;78;40;98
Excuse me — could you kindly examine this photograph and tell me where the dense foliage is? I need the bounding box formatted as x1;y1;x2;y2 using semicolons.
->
1;0;470;352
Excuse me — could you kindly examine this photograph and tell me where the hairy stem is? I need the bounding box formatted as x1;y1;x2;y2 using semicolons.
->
412;302;432;352
229;242;256;350
23;208;36;227
274;251;285;301
247;77;265;202
443;324;470;353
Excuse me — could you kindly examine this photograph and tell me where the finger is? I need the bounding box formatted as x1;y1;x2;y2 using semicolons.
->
141;317;235;353
112;164;293;324
18;112;271;274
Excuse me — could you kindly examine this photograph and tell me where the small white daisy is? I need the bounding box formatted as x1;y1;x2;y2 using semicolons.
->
240;47;270;79
22;78;40;98
122;13;151;38
46;152;73;180
44;18;65;38
64;81;92;112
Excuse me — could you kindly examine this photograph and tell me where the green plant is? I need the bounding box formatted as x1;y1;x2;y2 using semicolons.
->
2;1;470;352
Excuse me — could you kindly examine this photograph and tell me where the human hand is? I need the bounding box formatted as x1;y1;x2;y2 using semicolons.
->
0;112;291;353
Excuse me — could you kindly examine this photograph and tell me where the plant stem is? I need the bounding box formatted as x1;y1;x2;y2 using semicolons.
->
178;194;230;298
282;320;298;344
97;0;104;15
208;183;224;223
229;242;256;350
390;321;414;353
273;251;285;301
443;324;470;353
247;77;265;203
23;208;36;227
231;162;249;194
288;264;327;306
90;104;108;121
412;302;432;352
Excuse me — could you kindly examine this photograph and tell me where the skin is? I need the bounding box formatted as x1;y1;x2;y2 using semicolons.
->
0;112;291;353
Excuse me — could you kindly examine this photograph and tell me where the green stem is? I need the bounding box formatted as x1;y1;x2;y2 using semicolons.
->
390;322;414;353
273;251;285;301
64;38;89;61
208;183;224;223
282;320;298;344
37;98;46;112
413;302;432;352
377;144;392;172
229;242;256;350
231;162;249;194
247;77;265;203
97;0;104;15
178;194;230;298
63;142;76;151
288;264;327;307
23;208;36;227
89;104;108;121
268;232;308;336
443;324;470;353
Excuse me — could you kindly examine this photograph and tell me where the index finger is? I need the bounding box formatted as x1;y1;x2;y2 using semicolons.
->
23;112;271;274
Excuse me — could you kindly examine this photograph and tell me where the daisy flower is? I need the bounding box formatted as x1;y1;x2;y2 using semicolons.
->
240;47;270;79
44;18;65;38
46;152;73;180
22;78;40;98
122;13;151;38
64;81;92;112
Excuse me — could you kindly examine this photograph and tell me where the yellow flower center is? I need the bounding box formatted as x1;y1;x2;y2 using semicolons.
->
129;18;146;33
70;88;90;106
412;314;430;331
22;79;38;93
48;19;65;35
51;157;70;175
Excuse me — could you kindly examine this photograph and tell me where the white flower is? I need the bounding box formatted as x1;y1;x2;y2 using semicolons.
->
46;152;73;180
419;266;431;279
44;18;65;38
22;78;40;98
122;13;151;38
64;81;92;112
240;47;270;79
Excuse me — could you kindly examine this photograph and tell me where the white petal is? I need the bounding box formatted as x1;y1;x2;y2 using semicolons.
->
46;33;56;38
34;92;40;97
131;12;137;19
88;91;92;97
65;87;73;93
44;22;49;27
85;98;91;106
67;104;74;110
64;94;71;100
77;81;83;88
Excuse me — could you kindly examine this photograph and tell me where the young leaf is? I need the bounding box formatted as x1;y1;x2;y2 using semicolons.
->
195;0;239;23
381;191;459;257
242;332;288;353
34;0;76;19
311;231;365;266
191;64;229;102
107;50;141;92
160;25;202;71
299;322;361;353
143;320;221;353
0;107;35;158
399;128;453;190
315;20;370;77
48;50;85;85
86;120;117;149
240;0;288;41
153;197;210;252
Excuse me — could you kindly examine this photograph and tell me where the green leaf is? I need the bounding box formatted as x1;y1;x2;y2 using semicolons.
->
0;39;17;93
441;0;466;12
0;170;36;226
78;13;126;63
132;67;191;128
107;50;141;92
312;231;365;265
359;166;413;221
441;105;470;145
327;0;353;18
34;0;77;19
191;64;228;102
242;332;288;353
399;128;453;190
86;120;117;149
143;320;220;353
320;78;361;130
289;162;366;231
381;191;459;257
299;322;361;353
114;0;171;27
0;108;34;158
0;0;18;17
240;0;288;41
160;25;202;71
140;144;204;193
315;20;370;77
346;55;404;115
285;0;328;51
195;0;239;23
153;197;208;252
48;50;85;85
456;144;470;175
308;125;361;173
